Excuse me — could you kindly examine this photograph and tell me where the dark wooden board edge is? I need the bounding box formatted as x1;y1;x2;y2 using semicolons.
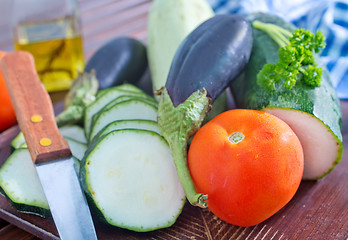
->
0;101;347;240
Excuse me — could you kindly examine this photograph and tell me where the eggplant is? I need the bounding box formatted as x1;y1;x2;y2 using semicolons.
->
85;37;148;90
166;14;253;106
156;14;253;208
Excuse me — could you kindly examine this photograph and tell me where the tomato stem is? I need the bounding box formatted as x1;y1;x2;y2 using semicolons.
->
228;131;245;144
157;88;211;208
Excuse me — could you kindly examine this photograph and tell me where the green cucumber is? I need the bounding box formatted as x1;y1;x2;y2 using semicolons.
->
230;13;343;180
0;146;83;218
147;0;214;93
91;119;161;144
89;100;158;141
80;129;185;232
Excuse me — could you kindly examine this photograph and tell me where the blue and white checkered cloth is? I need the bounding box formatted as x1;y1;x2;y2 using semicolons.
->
207;0;348;99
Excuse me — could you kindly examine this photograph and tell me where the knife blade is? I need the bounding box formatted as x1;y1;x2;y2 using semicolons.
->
1;51;97;240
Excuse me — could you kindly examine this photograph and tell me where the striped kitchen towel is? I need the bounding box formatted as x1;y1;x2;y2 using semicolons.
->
207;0;348;99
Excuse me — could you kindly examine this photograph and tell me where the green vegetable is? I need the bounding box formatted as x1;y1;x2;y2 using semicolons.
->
80;129;186;232
85;37;148;90
252;20;326;91
90;99;158;141
147;0;214;93
0;133;86;218
55;71;98;127
230;13;343;180
84;84;151;139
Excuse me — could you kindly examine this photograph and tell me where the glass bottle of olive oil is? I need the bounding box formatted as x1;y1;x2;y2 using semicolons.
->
14;16;84;92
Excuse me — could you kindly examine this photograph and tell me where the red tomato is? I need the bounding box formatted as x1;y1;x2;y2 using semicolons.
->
188;109;304;227
0;51;17;132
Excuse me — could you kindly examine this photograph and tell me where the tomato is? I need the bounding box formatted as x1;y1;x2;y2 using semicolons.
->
188;109;304;227
0;51;17;132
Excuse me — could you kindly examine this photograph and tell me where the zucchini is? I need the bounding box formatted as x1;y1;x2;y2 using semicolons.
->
84;85;151;138
96;83;144;98
0;149;50;217
91;119;161;144
85;37;148;90
147;0;214;93
230;13;343;180
11;132;25;149
90;95;157;131
0;149;80;218
80;129;185;232
89;100;158;140
55;125;87;144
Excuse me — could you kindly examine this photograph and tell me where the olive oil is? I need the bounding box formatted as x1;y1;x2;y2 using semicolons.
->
14;17;84;92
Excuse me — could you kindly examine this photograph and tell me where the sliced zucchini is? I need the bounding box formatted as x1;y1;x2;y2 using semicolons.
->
65;137;87;161
80;129;185;232
91;119;161;144
0;149;81;218
58;125;87;144
11;132;25;149
0;149;50;217
91;95;157;129
89;100;158;141
96;83;144;98
85;86;153;138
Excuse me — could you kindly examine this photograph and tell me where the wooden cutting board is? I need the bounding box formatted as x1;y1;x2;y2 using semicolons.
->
0;101;347;240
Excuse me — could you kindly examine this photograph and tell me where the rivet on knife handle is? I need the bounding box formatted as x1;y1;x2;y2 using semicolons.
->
0;51;71;163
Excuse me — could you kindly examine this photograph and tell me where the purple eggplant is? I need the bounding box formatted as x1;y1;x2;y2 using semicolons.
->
157;14;253;208
165;14;253;106
85;37;148;90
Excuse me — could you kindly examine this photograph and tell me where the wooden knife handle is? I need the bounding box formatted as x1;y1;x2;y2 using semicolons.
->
0;51;71;164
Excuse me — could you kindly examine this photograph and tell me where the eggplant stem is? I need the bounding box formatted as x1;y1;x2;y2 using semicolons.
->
157;88;211;208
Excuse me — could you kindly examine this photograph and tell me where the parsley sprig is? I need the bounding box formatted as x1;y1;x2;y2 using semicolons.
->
252;20;326;91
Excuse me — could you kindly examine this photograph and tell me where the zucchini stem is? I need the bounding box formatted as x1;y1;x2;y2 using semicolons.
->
157;88;211;208
252;20;291;47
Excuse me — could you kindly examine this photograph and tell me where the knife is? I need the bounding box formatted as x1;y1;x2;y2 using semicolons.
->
1;51;98;240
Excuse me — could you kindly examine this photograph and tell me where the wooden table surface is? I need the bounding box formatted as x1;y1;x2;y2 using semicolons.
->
0;0;347;239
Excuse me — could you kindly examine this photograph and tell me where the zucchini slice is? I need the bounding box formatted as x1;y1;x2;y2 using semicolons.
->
91;119;161;143
91;95;157;129
0;150;81;218
80;129;185;232
89;100;158;140
58;125;87;144
0;149;50;217
85;86;153;138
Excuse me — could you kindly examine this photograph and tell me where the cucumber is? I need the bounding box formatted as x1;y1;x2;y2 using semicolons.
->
85;85;151;138
91;119;161;144
0;149;82;218
80;129;185;232
230;13;343;180
147;0;214;93
89;100;158;140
